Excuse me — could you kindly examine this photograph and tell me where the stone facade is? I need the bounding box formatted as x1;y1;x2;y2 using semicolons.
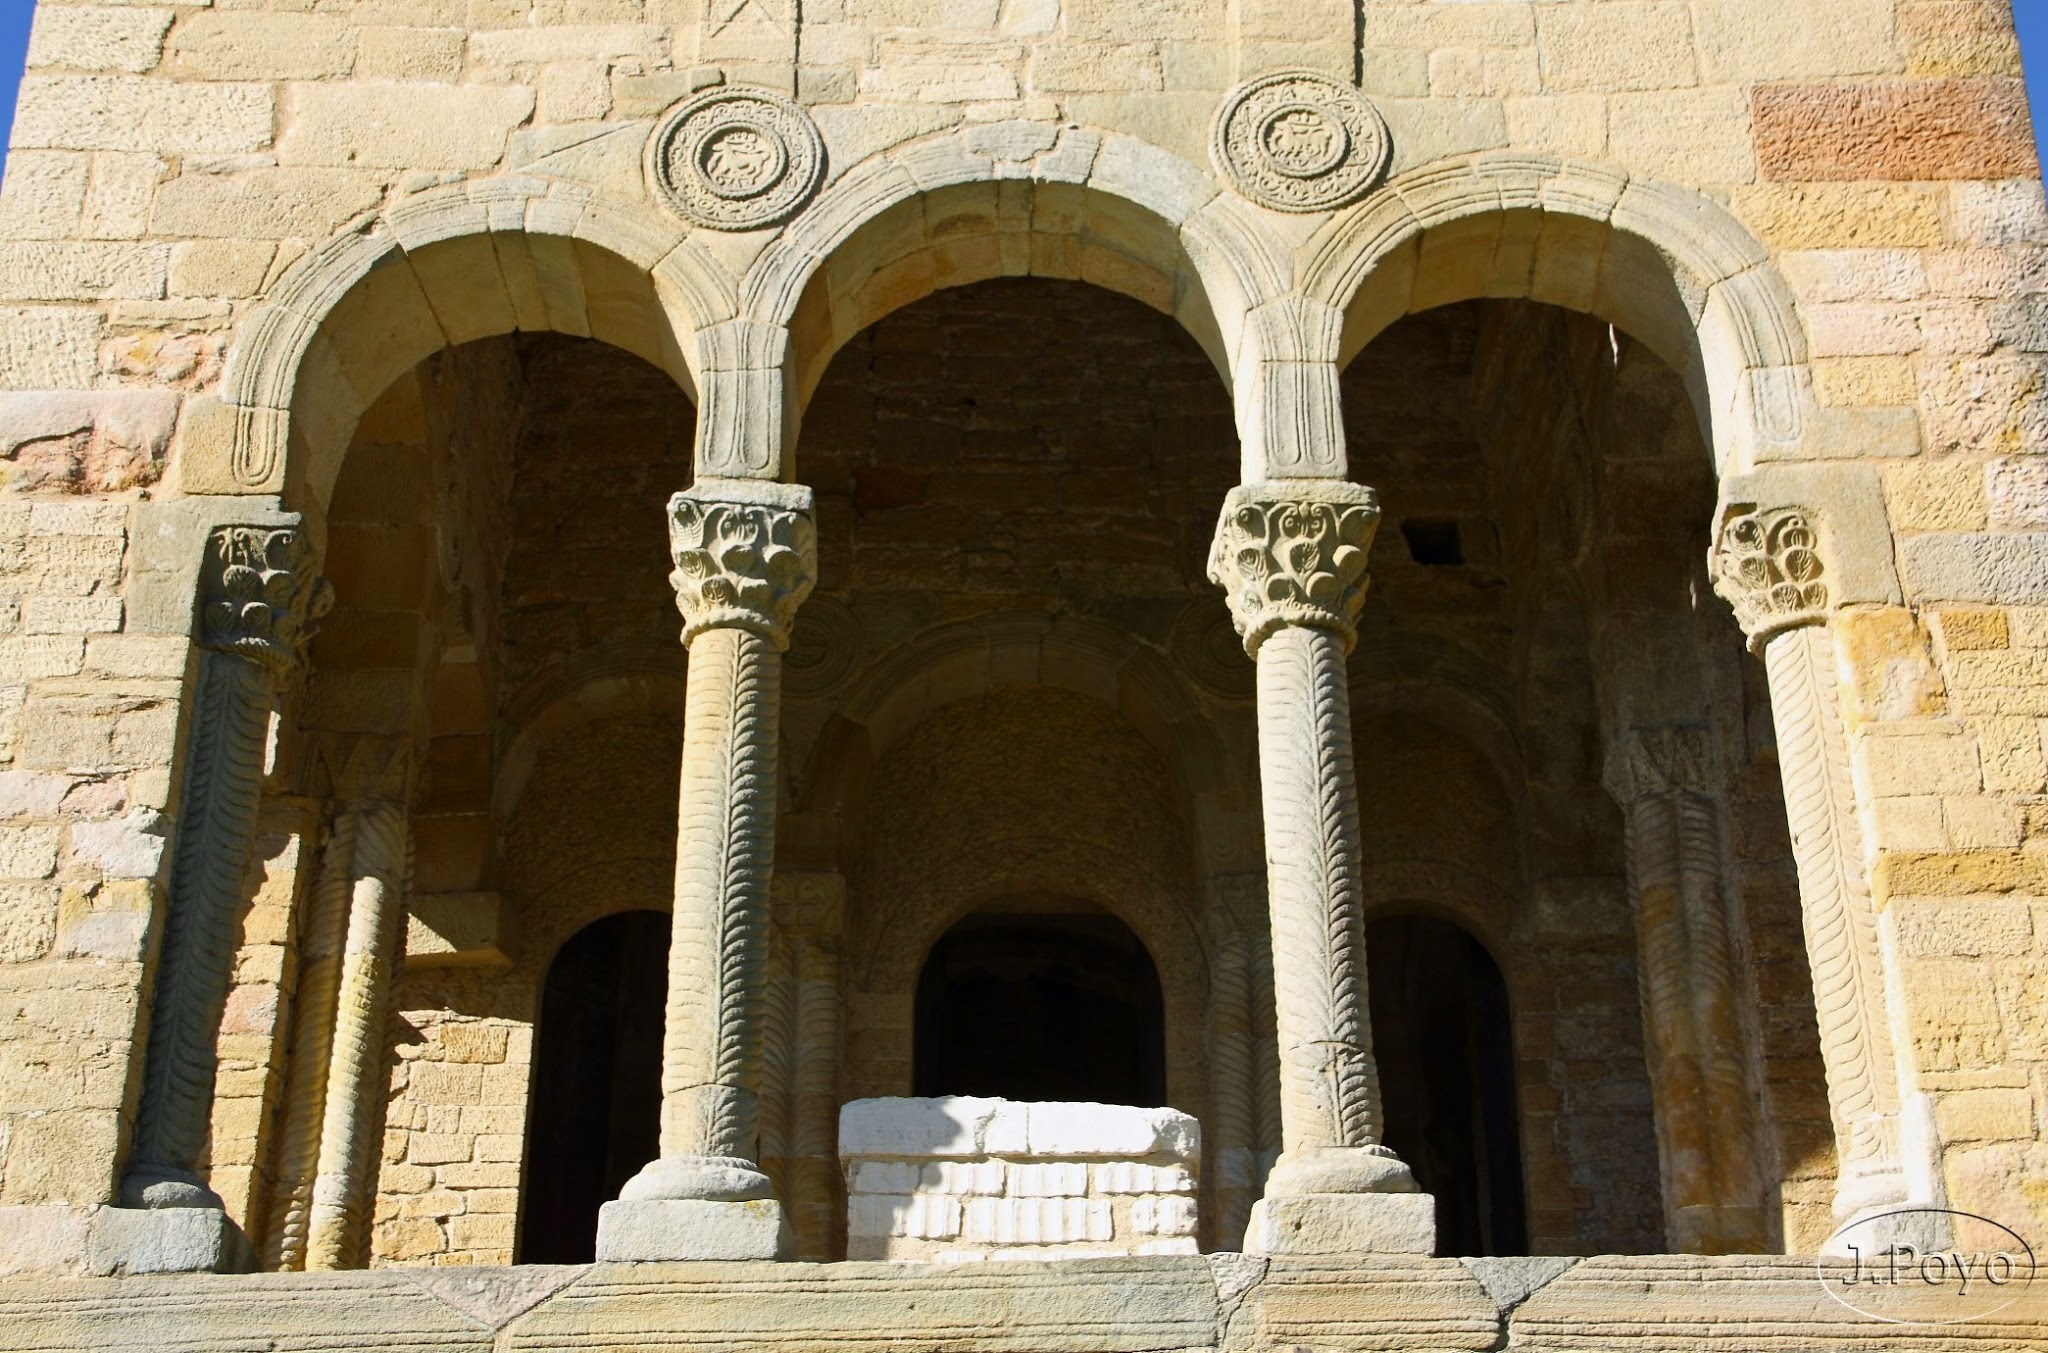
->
0;0;2042;1345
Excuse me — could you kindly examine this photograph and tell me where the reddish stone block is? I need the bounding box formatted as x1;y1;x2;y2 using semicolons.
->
1753;78;2036;181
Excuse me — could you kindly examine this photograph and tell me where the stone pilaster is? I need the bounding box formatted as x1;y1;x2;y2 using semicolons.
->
118;525;328;1269
596;478;815;1262
1711;505;1937;1250
1207;482;1434;1255
1601;726;1767;1254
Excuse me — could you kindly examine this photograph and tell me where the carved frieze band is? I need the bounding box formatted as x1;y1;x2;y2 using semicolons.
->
1207;483;1380;657
647;86;825;231
1712;505;1830;650
667;483;819;651
1213;70;1392;213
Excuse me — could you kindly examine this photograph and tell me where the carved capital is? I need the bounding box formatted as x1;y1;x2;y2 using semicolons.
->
1604;725;1713;805
1712;504;1829;651
200;526;329;678
1207;482;1379;656
667;480;818;651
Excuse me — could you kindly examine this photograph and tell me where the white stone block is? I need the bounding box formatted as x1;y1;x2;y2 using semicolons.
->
850;1161;921;1196
1136;1238;1200;1256
593;1198;789;1261
1130;1196;1197;1237
839;1096;1027;1158
849;1194;962;1240
1023;1102;1201;1159
964;1197;1113;1246
1008;1163;1088;1197
1093;1162;1194;1195
924;1161;1005;1196
1245;1193;1437;1256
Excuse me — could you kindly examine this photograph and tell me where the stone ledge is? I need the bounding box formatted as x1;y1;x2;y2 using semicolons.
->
0;1255;2041;1352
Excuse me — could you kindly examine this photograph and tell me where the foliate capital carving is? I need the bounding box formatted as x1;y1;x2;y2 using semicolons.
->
667;480;817;650
647;86;825;231
1212;70;1392;213
1207;483;1380;656
1605;725;1713;805
200;526;329;677
1712;505;1829;651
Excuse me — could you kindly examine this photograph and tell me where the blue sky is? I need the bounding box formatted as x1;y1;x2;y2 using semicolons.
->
0;4;2042;175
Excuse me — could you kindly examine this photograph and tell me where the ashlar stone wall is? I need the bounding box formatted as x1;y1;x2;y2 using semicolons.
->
0;0;2042;1285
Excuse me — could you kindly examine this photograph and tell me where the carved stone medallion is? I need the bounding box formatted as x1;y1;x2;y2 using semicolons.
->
1212;71;1391;213
647;87;825;231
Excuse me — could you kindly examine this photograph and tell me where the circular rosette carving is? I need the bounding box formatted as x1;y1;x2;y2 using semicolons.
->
647;87;825;231
1212;70;1391;213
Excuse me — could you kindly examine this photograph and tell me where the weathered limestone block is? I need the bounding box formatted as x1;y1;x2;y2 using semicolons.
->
839;1098;1201;1261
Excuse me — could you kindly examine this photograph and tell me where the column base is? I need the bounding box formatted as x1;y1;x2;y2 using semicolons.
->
87;1205;243;1275
595;1198;792;1261
1245;1192;1437;1255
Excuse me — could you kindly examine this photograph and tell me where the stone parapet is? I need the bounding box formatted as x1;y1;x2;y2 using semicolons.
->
839;1098;1200;1262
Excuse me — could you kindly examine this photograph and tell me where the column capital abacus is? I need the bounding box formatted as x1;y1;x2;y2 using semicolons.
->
1711;504;1830;652
1207;481;1380;657
667;478;818;651
199;525;329;679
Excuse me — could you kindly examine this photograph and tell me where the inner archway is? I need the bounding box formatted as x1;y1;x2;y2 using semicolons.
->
517;910;669;1263
915;904;1166;1106
1367;913;1527;1258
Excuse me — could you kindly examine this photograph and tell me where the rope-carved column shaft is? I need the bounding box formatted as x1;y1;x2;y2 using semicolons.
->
1257;623;1385;1153
124;526;325;1211
304;798;408;1269
1605;728;1765;1253
1715;506;1917;1233
266;811;359;1267
773;870;846;1261
1208;934;1259;1247
1208;484;1425;1246
658;624;782;1165
601;480;814;1263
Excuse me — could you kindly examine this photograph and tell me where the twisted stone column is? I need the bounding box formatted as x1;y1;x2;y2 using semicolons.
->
1713;506;1932;1249
596;479;815;1262
303;797;408;1268
1208;482;1434;1255
1602;727;1767;1253
123;527;325;1219
268;742;411;1272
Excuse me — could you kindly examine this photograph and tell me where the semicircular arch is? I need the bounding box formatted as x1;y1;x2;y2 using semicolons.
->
743;125;1292;417
1304;153;1815;477
211;179;736;518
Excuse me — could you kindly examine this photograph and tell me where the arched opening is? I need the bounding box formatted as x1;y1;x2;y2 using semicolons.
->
1368;914;1526;1258
914;903;1167;1106
517;910;670;1264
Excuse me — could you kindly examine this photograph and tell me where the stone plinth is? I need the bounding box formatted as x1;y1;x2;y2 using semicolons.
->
839;1098;1200;1262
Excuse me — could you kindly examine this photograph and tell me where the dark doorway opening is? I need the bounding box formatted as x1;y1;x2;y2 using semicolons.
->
1367;913;1528;1256
914;905;1166;1105
517;909;669;1263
